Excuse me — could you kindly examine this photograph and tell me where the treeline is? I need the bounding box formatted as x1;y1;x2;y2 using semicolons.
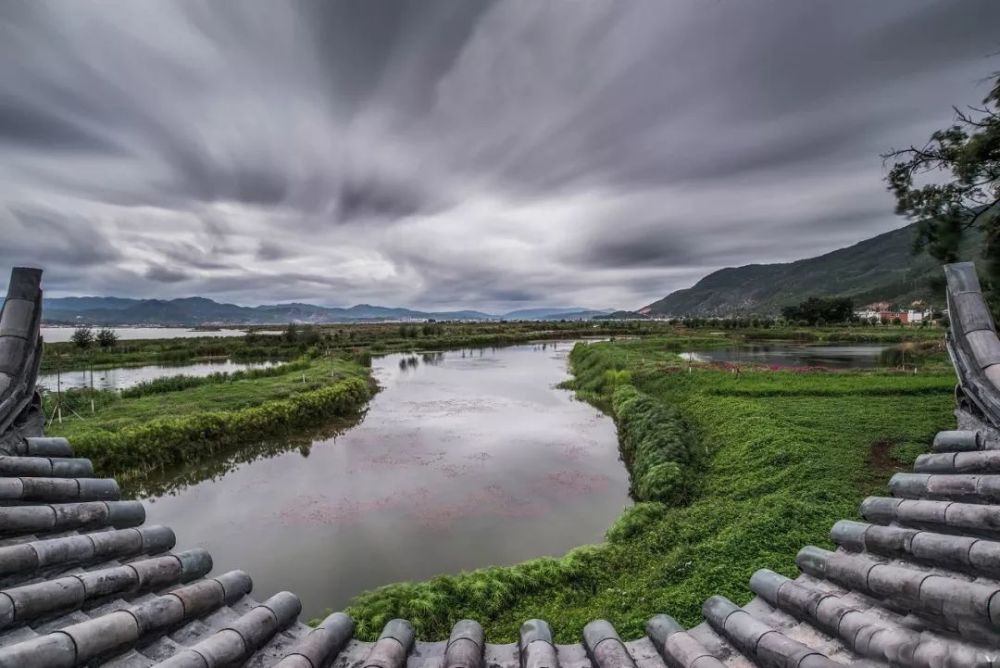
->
781;297;853;325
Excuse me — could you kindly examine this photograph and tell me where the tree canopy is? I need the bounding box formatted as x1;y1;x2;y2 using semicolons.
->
70;327;94;349
96;328;118;349
885;71;1000;280
781;297;853;326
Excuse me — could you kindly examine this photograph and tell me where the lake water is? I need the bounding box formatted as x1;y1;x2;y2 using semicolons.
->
41;327;264;343
680;343;890;369
37;359;279;392
136;342;629;619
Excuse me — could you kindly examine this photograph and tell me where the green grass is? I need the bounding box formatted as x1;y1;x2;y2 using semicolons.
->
118;359;311;398
46;356;373;476
40;335;305;372
343;338;955;642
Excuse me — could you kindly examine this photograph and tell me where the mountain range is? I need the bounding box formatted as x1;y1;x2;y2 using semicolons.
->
22;222;976;324
38;297;609;326
642;222;977;317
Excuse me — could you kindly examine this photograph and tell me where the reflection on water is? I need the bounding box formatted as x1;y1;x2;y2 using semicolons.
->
119;417;360;499
38;359;278;392
680;343;890;369
136;341;629;619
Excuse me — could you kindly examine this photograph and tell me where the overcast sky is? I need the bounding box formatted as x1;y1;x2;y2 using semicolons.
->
1;1;998;310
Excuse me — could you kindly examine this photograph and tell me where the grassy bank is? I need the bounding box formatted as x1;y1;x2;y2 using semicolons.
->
46;356;373;476
343;337;954;641
41;335;311;372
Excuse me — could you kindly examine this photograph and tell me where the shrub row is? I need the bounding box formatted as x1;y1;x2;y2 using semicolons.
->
611;384;700;503
568;342;702;504
72;375;373;475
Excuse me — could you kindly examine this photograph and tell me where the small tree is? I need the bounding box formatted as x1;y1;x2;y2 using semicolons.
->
283;322;299;343
70;327;94;349
884;71;1000;282
96;328;118;349
299;325;321;345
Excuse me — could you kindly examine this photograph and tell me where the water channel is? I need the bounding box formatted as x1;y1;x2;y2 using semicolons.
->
135;342;630;619
40;326;260;343
37;359;279;392
97;340;894;618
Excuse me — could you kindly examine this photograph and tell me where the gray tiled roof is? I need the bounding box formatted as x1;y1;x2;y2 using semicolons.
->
0;264;998;666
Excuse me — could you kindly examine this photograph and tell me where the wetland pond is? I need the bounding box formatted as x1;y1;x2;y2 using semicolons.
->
135;342;629;619
680;343;891;369
41;326;261;343
38;359;279;392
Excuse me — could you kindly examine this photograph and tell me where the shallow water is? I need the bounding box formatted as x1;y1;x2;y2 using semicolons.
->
40;326;260;343
37;359;279;392
680;343;890;368
136;342;629;619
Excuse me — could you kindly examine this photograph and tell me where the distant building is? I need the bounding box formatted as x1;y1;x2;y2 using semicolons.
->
879;310;907;323
852;305;932;324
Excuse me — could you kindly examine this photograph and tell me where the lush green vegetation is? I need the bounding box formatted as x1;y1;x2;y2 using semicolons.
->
43;319;946;373
45;357;373;476
780;296;854;325
118;359;311;399
343;337;955;641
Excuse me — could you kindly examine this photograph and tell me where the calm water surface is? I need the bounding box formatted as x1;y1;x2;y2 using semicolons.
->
41;326;263;343
138;342;629;619
681;343;890;368
37;359;279;392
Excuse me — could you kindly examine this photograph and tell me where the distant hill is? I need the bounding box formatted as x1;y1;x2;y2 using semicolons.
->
501;307;611;321
642;223;978;317
594;310;648;320
37;296;605;326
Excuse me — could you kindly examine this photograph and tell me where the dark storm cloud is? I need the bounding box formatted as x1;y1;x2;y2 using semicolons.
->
0;103;125;154
337;173;432;223
0;207;123;267
145;264;189;284
256;241;293;262
302;1;496;114
146;241;238;272
572;234;693;270
1;1;999;310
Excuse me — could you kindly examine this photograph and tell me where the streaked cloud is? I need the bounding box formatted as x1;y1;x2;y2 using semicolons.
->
1;1;997;309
